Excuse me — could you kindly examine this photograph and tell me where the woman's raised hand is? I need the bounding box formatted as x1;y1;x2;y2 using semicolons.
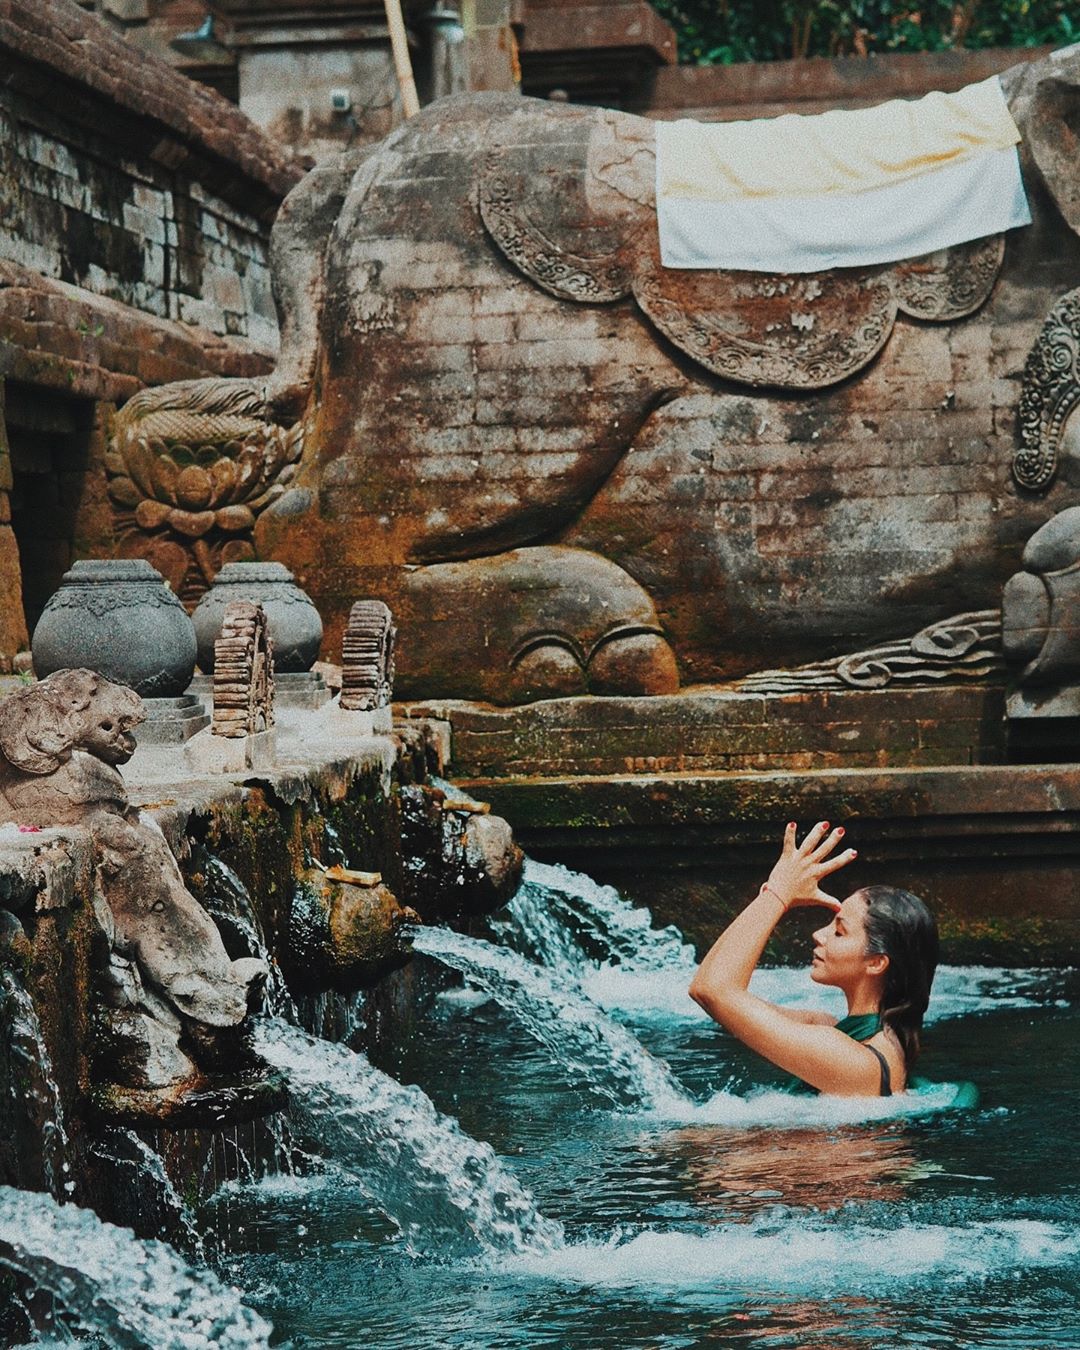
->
763;821;856;912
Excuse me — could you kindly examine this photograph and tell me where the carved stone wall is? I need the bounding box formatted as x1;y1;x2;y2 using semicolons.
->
250;73;1080;695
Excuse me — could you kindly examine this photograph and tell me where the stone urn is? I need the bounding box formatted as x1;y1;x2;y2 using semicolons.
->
192;562;322;673
32;560;197;696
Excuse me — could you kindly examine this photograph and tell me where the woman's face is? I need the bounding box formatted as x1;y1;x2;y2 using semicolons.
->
810;892;875;988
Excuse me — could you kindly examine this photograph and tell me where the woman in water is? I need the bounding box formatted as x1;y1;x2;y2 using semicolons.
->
688;821;938;1096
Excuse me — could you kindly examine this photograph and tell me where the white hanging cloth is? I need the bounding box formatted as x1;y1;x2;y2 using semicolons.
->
654;75;1031;273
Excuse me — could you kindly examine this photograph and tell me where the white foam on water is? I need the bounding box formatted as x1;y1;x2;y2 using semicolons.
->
642;1080;975;1127
0;1187;271;1349
211;1166;359;1204
504;1215;1080;1294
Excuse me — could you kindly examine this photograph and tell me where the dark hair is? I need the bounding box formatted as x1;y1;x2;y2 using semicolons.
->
857;885;939;1069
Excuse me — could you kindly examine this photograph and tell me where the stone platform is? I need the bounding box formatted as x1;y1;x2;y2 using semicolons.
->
401;683;1079;965
401;682;1009;779
454;761;1080;966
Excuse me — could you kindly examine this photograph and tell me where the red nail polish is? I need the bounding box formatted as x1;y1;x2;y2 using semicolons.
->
837;827;845;836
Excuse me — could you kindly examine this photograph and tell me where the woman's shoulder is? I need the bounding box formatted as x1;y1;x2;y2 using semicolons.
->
779;1007;838;1026
868;1027;906;1094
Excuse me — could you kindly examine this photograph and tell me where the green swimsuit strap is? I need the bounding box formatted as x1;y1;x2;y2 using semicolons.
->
834;1012;883;1041
836;1012;891;1096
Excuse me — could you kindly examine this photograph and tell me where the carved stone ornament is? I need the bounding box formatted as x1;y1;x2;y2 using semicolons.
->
340;600;396;712
1014;286;1080;491
632;252;897;391
0;669;266;1092
107;378;303;602
891;234;1007;320
1002;505;1080;685
735;610;1003;693
477;105;647;305
212;601;276;738
477;107;1006;391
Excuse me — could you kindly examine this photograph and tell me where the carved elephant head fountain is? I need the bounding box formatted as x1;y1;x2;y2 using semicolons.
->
0;670;268;1105
106;47;1080;703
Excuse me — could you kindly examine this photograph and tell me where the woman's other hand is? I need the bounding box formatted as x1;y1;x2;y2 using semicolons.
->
764;821;856;912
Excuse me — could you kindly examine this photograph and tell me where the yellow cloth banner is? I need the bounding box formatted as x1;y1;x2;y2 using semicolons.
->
656;76;1021;203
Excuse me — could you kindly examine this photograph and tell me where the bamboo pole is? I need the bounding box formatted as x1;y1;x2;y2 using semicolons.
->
384;0;421;118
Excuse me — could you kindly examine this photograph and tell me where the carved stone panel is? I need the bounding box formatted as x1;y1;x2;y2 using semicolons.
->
1014;286;1080;491
735;611;1003;693
632;251;898;390
892;235;1006;321
478;104;648;304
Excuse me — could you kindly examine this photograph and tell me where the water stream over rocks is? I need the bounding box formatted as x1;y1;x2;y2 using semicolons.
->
253;1018;563;1255
1;821;1076;1346
0;967;69;1199
412;925;690;1111
0;1187;271;1349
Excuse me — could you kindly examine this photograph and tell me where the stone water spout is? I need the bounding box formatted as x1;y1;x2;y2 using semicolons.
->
0;669;268;1104
283;864;418;993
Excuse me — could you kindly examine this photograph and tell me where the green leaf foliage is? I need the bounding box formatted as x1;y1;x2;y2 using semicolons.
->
650;1;1077;64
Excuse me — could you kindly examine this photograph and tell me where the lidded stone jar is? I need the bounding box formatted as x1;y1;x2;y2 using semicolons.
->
32;559;198;696
192;562;323;672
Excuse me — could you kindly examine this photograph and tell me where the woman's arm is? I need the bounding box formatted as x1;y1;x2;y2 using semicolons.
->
688;822;880;1095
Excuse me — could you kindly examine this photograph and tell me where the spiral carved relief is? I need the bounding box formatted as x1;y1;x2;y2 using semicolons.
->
1014;286;1080;491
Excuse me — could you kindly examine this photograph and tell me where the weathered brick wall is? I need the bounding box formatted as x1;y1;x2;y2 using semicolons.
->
0;84;277;351
0;0;303;667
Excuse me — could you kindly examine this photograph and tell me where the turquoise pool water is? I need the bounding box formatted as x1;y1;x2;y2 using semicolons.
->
212;930;1080;1349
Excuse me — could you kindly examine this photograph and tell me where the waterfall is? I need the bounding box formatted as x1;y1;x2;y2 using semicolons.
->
411;926;690;1110
90;1128;204;1257
487;859;702;1017
254;1018;563;1255
0;1187;271;1349
203;856;293;1016
0;968;69;1197
497;859;697;978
